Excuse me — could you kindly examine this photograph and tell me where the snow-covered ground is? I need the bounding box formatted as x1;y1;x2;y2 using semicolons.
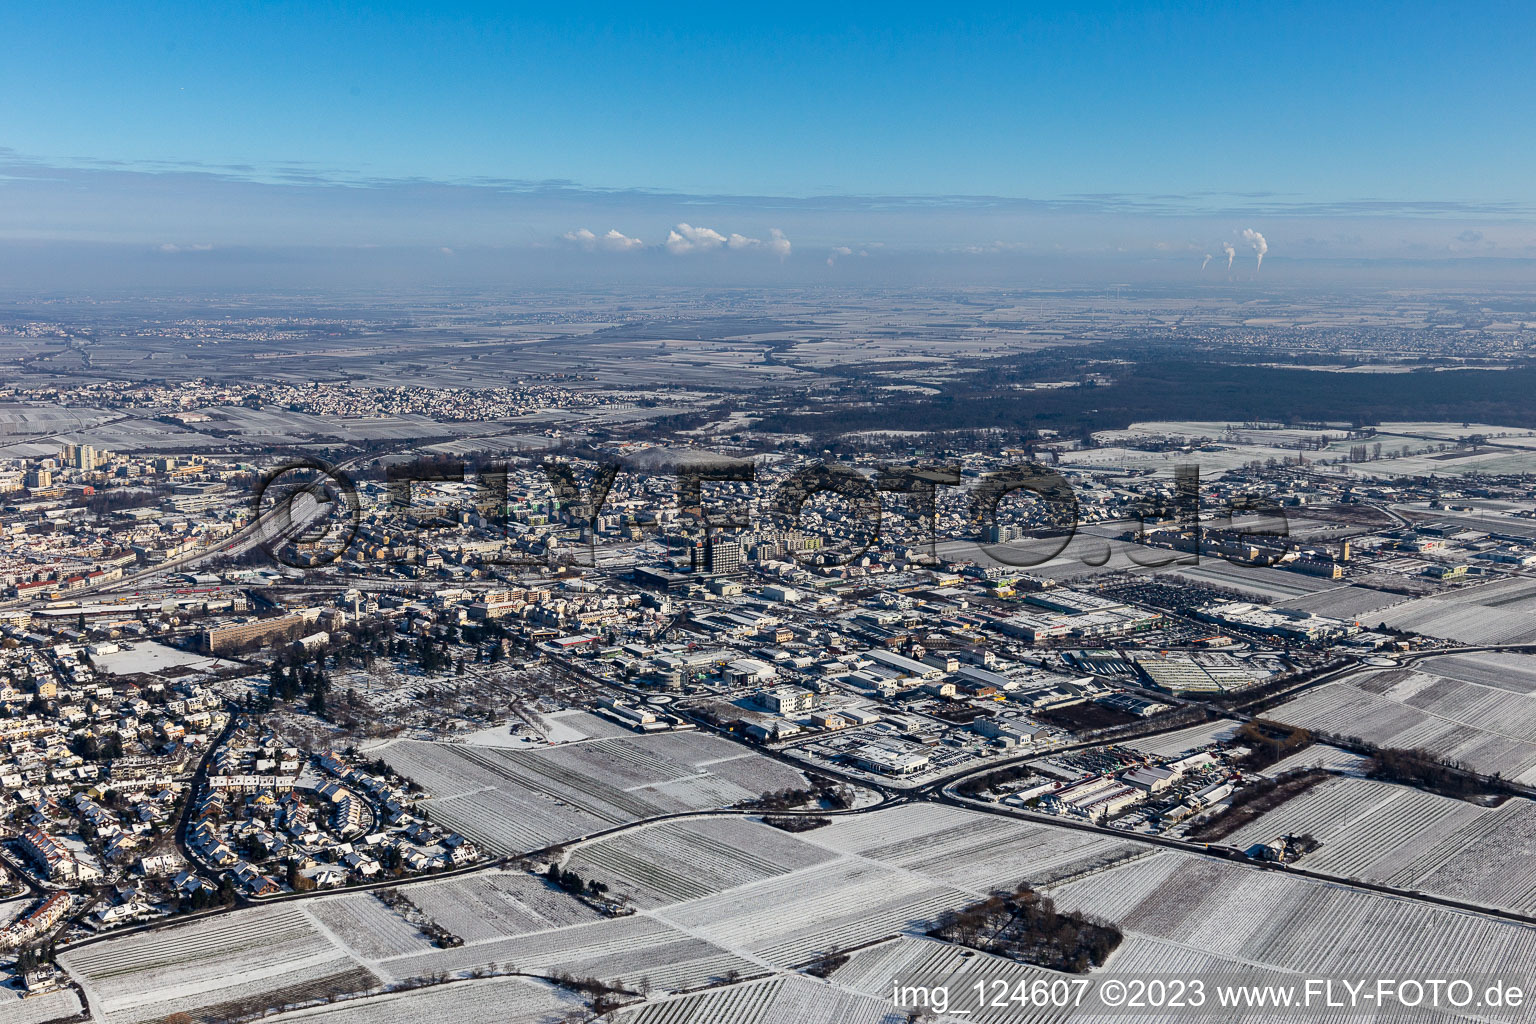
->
90;641;242;677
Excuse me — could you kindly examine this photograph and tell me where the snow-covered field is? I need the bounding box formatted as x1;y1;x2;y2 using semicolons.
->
1269;661;1536;783
659;861;969;970
60;904;383;1024
374;912;758;993
303;894;433;960
803;803;1141;891
263;976;581;1024
381;733;813;854
1049;851;1536;982
618;974;907;1024
566;817;839;906
1375;579;1536;646
0;986;84;1024
1219;774;1536;914
91;641;242;677
457;708;633;747
403;871;604;943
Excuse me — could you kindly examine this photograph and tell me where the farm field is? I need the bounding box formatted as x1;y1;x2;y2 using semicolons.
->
402;871;604;943
1048;851;1536;983
0;986;84;1024
374;911;759;993
565;817;839;906
834;936;1094;1024
802;803;1144;891
1267;663;1536;783
1375;579;1536;645
303;893;430;960
59;904;384;1024
1276;583;1408;620
1423;651;1536;693
658;856;973;968
617;974;907;1024
378;733;813;855
1254;742;1371;777
263;976;582;1024
1219;774;1536;914
835;929;1495;1023
460;708;640;747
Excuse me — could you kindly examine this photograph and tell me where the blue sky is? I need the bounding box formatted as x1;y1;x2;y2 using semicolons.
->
2;2;1534;283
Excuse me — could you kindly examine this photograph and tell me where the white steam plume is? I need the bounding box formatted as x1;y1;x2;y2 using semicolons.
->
1242;228;1268;272
1222;242;1236;271
1200;253;1212;272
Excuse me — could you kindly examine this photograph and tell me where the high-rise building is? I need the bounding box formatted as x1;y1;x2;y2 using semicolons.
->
702;536;743;576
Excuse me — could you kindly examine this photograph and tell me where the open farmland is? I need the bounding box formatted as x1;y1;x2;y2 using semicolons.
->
1276;583;1409;620
402;871;604;943
1375;578;1536;645
617;974;908;1024
373;912;758;993
59;904;384;1024
831;933;1483;1024
1424;651;1536;693
657;857;974;968
1048;852;1536;983
836;936;1124;1024
305;872;713;990
1219;774;1536;914
0;986;84;1024
565;817;839;906
1254;742;1371;777
1267;662;1536;783
304;893;434;960
803;802;1145;891
262;976;582;1024
378;733;814;854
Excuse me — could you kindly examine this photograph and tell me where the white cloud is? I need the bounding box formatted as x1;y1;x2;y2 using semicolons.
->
157;242;213;253
665;223;728;254
597;228;643;252
720;227;793;260
563;227;644;253
825;244;868;266
767;228;791;259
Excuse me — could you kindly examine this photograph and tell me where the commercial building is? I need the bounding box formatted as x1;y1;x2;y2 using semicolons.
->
168;481;229;512
846;741;930;776
203;613;310;653
864;649;943;680
724;658;778;687
1042;775;1140;820
1195;602;1357;642
753;684;816;715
